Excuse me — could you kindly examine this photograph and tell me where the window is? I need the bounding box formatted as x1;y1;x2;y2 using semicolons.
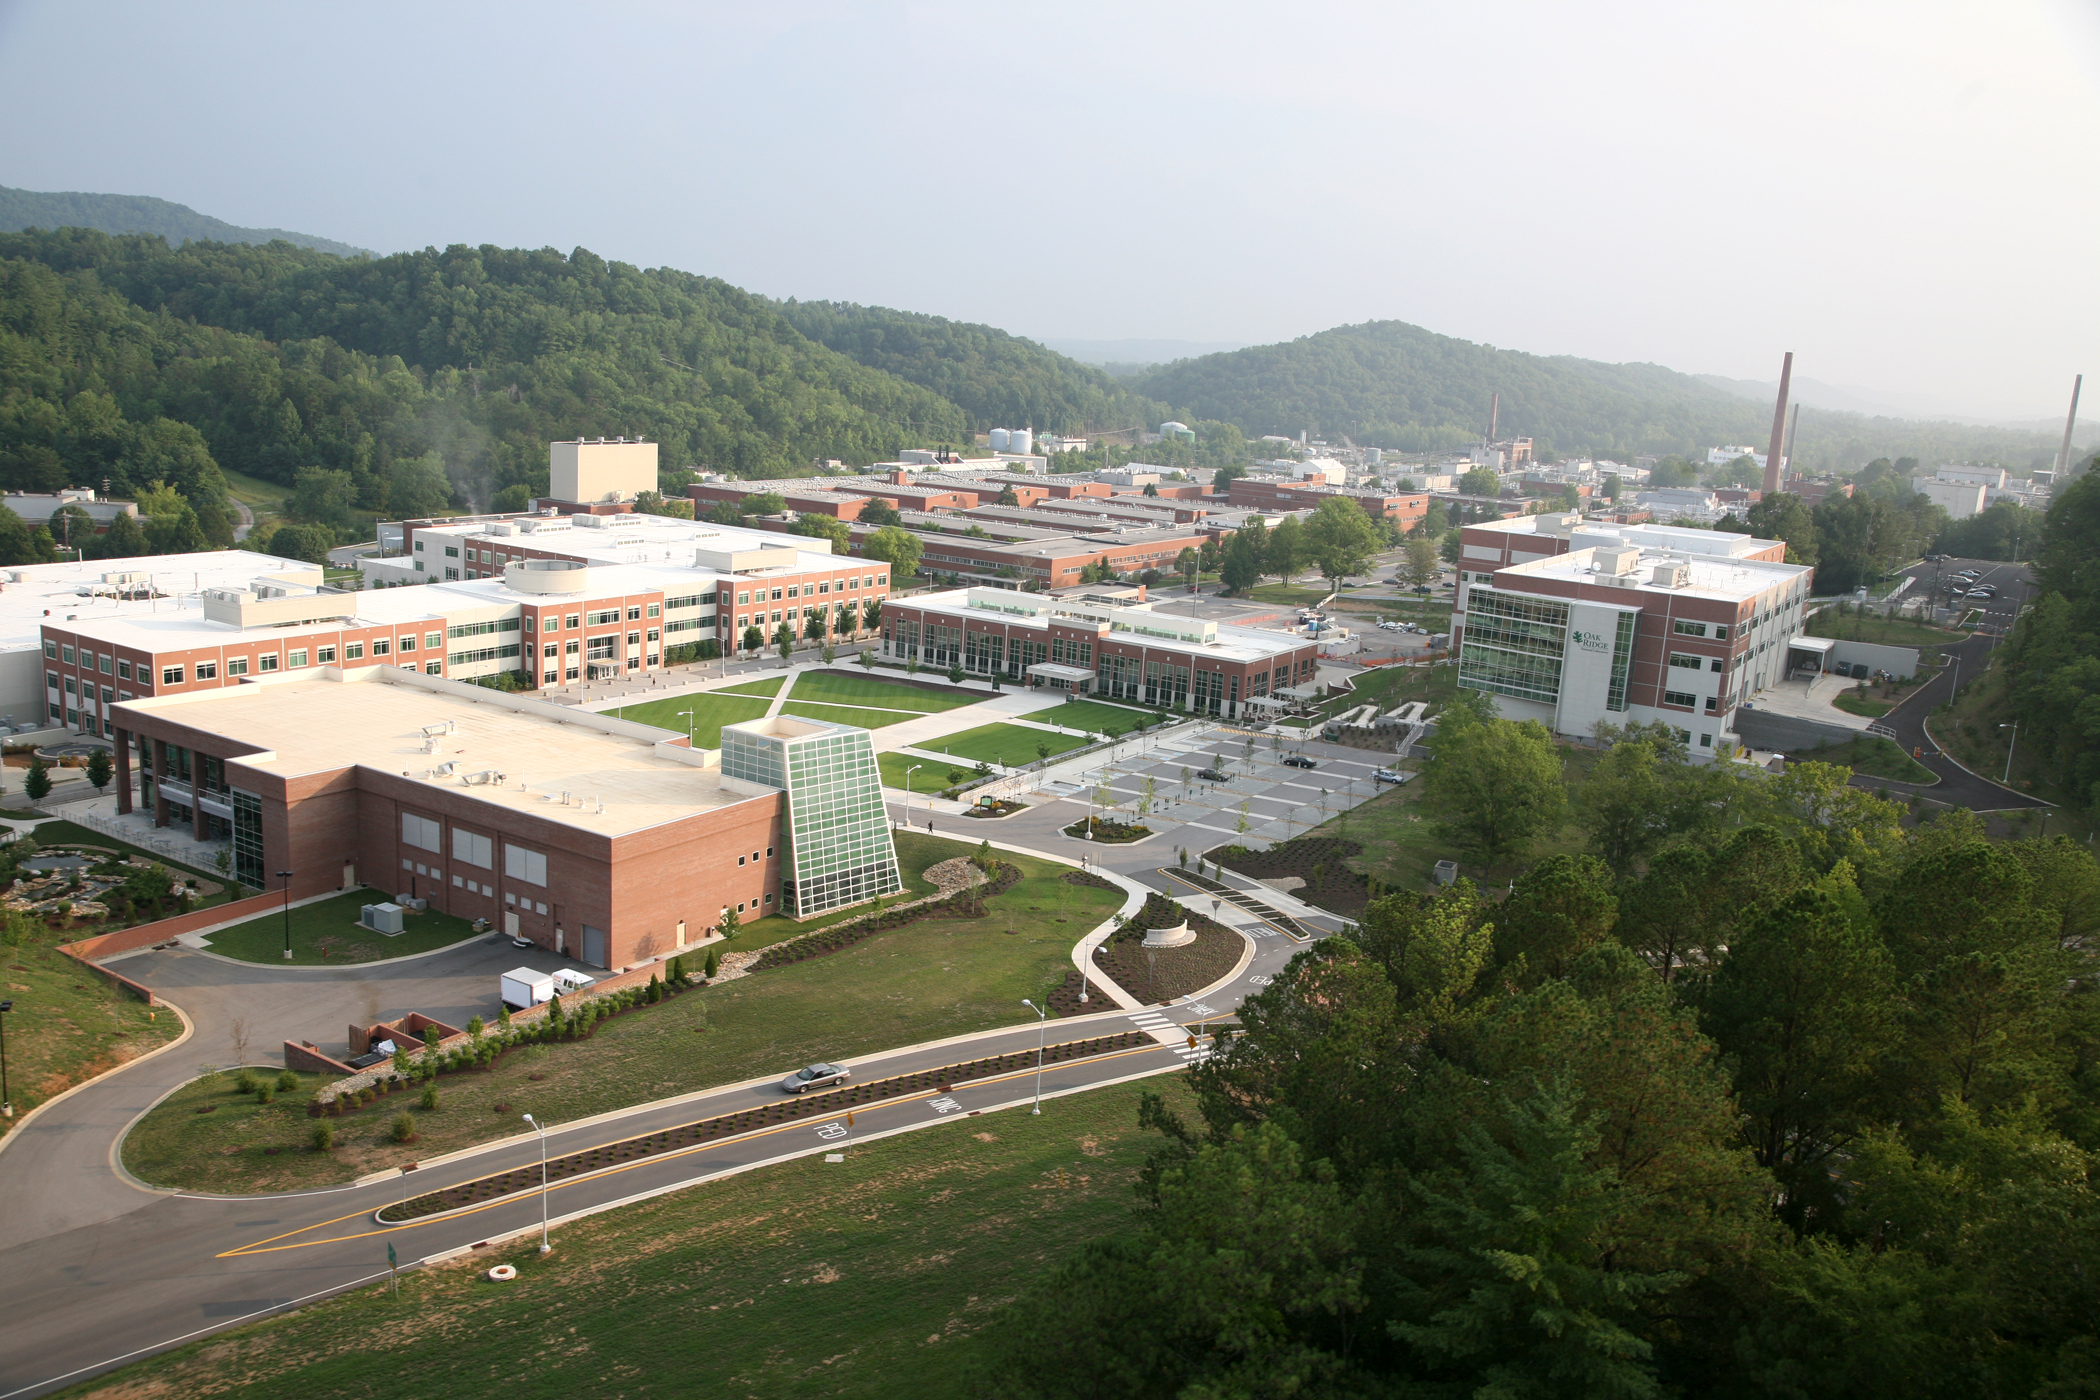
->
444;568;458;580
426;632;442;650
876;574;887;586
196;661;219;680
415;539;425;551
1709;657;1724;673
444;545;459;557
402;812;442;852
346;641;364;659
42;640;55;659
646;603;660;617
258;653;278;672
64;676;76;696
44;671;55;690
627;631;641;647
588;609;619;626
372;639;391;656
399;635;416;652
1662;689;1698;708
117;659;131;680
288;649;308;668
564;639;579;655
452;829;493;867
226;658;249;677
505;844;548;885
318;645;336;663
627;605;642;620
426;660;442;674
817;581;829;594
1672;620;1708;638
647;628;659;643
1714;625;1730;640
162;665;184;685
565;615;580;629
98;653;111;674
785;586;798;599
1668;653;1703;670
737;591;749;606
1699;732;1713;747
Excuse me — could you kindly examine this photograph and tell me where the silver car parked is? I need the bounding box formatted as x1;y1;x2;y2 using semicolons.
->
781;1062;851;1093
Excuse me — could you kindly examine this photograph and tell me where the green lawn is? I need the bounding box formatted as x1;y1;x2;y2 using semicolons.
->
1247;583;1335;606
1792;733;1934;784
920;723;1095;767
202;889;485;965
714;675;786;697
119;836;1124;1193
91;1077;1191;1400
605;693;772;747
787;671;984;712
0;937;181;1145
1033;698;1165;736
217;465;291;508
1805;608;1967;663
781;701;914;729
1833;691;1893;718
877;751;977;792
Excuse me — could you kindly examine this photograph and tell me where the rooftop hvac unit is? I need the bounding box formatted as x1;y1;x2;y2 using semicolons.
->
360;902;405;934
1652;561;1690;588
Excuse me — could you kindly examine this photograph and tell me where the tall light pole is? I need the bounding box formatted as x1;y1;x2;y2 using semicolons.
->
276;870;295;960
904;764;921;826
2000;721;2019;784
1020;998;1047;1115
676;710;694;746
522;1113;551;1253
0;999;12;1117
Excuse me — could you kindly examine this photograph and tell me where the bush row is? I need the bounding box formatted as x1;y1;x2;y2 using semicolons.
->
750;861;1024;971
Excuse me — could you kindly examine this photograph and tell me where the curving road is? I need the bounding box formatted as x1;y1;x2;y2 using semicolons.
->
0;728;1360;1399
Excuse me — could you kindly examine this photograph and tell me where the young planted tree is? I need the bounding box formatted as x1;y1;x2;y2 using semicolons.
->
84;746;113;794
23;757;50;803
741;625;765;658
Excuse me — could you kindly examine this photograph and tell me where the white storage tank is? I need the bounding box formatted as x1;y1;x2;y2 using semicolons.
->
989;427;1010;450
1007;428;1032;455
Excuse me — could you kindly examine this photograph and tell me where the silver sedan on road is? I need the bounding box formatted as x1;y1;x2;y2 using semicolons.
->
780;1062;851;1094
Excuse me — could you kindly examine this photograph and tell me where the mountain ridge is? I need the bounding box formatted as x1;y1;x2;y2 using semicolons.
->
0;185;373;260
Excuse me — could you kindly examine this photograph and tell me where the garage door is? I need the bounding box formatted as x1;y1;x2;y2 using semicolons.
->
582;924;609;969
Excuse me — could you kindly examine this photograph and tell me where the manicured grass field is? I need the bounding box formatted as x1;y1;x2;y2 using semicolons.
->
1031;698;1164;736
1246;583;1336;605
780;701;913;729
201;889;484;965
713;675;786;697
921;723;1095;767
119;836;1122;1193
1833;690;1893;718
786;670;984;712
877;751;975;792
0;938;180;1145
89;1077;1191;1400
605;693;772;746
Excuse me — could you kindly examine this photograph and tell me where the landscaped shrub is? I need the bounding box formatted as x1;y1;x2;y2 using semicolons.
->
235;1070;259;1094
311;1121;335;1151
704;947;720;978
420;1083;439;1111
275;1070;299;1092
390;1112;416;1143
255;1087;274;1105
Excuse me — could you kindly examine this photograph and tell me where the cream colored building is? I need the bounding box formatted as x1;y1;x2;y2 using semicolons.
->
550;438;659;504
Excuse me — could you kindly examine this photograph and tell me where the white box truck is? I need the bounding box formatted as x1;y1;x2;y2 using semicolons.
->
500;967;555;1010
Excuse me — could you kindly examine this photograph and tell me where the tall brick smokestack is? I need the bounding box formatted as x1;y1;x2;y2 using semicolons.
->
2057;374;2083;475
1763;352;1793;495
1488;392;1499;443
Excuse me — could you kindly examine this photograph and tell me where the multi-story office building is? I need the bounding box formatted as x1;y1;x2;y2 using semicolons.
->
1451;514;1813;750
877;585;1320;719
1224;477;1429;527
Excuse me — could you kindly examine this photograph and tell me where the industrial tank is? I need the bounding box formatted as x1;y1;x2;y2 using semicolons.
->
989;427;1010;450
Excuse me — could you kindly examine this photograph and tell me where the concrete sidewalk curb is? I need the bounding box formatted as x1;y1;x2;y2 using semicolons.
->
0;997;194;1168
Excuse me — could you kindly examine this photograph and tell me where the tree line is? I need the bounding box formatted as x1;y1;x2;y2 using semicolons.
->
976;711;2100;1398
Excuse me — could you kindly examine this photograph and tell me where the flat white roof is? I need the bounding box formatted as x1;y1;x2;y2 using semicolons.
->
116;667;755;836
1496;546;1810;604
894;587;1306;664
413;515;841;574
0;552;325;652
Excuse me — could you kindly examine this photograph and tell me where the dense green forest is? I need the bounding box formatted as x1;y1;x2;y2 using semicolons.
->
979;711;2100;1398
2003;466;2100;813
0;185;370;259
1133;320;2078;469
775;300;1161;435
0;228;974;510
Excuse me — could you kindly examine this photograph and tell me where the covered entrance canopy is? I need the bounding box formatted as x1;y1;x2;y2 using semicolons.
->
1787;635;1835;674
1026;662;1097;691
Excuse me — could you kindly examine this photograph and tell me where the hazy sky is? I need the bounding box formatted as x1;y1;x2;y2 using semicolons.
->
2;1;2093;418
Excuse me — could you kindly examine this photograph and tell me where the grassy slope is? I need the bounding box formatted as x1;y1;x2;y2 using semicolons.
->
0;937;181;1142
200;890;483;965
121;837;1121;1192
75;1078;1190;1400
1790;733;1935;784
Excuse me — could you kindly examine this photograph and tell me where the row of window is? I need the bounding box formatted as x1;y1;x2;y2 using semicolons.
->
402;812;548;885
731;575;884;607
529;605;658;631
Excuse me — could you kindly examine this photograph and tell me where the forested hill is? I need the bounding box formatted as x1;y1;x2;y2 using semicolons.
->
0;228;972;510
1132;319;2075;468
0;186;371;260
776;300;1163;435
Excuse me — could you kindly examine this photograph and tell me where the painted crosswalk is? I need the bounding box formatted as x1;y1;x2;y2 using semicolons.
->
1129;1011;1211;1062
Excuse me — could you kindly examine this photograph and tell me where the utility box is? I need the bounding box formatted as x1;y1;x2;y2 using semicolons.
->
501;967;555;1010
360;902;405;935
1432;859;1460;886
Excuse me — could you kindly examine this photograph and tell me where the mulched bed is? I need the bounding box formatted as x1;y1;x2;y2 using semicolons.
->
376;1030;1153;1222
1208;836;1373;918
1044;967;1124;1017
964;799;1027;818
1062;818;1152;843
1060;870;1118;892
750;861;1022;971
1091;894;1244;1004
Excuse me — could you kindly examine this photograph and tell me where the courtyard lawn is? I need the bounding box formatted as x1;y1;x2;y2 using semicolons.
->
1246;583;1336;606
786;670;984;712
202;889;485;965
90;1077;1192;1400
118;836;1124;1194
780;701;913;729
604;692;772;747
1031;698;1166;736
877;751;978;792
713;675;786;697
927;723;1095;767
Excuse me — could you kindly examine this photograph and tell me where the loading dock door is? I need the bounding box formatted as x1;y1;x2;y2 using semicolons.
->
582;924;609;969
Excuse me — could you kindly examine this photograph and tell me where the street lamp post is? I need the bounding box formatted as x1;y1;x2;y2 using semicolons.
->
904;764;921;826
0;999;12;1117
522;1113;552;1253
677;710;694;746
2000;721;2020;784
276;870;295;960
1020;998;1047;1115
